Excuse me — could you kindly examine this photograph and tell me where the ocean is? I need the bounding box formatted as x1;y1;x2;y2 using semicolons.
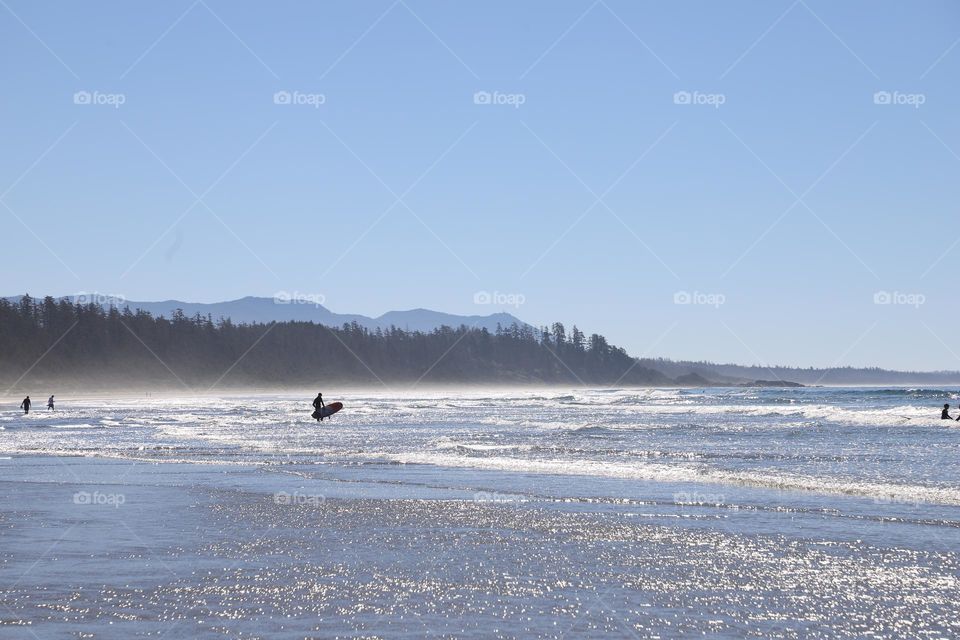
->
1;387;958;638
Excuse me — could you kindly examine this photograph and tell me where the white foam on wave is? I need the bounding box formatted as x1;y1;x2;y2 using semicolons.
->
390;452;960;506
467;398;932;429
573;402;932;427
477;416;602;431
435;441;532;452
4;390;957;508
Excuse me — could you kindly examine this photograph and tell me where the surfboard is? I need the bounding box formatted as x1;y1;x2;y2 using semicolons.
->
312;402;343;420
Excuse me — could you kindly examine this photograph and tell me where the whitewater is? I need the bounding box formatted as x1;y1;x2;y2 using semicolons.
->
3;386;959;506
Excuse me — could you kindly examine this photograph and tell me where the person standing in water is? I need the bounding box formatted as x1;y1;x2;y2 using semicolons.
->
943;404;960;421
312;392;325;422
20;396;31;414
47;395;55;410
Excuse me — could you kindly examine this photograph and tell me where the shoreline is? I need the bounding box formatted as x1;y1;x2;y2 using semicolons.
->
1;454;958;638
5;451;960;538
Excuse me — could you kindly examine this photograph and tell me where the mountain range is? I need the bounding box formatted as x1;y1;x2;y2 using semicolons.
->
5;295;525;334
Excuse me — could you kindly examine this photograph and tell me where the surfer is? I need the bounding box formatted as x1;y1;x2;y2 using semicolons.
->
48;395;55;410
941;404;959;421
312;392;325;422
20;396;31;415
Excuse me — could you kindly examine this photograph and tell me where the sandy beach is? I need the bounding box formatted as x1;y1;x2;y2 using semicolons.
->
2;449;959;639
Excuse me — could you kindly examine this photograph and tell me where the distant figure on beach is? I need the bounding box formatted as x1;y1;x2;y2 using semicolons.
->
20;396;31;414
312;392;325;422
48;395;55;410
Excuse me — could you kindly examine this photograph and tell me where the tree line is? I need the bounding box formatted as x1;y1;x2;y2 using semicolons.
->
0;295;669;389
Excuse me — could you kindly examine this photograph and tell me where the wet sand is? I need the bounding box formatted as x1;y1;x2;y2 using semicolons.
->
1;455;958;639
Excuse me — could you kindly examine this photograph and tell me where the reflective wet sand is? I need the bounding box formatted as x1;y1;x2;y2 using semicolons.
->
1;457;957;639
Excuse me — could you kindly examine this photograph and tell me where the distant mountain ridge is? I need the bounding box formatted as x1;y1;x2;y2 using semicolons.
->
4;295;527;335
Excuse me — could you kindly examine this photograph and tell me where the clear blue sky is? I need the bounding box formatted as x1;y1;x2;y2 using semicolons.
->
2;1;958;370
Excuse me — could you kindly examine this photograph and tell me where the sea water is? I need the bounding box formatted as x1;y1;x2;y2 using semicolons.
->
3;387;959;505
0;387;958;638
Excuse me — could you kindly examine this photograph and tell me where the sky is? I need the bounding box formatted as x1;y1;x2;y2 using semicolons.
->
1;1;958;371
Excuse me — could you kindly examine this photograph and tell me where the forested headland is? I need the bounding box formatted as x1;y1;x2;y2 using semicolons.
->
0;295;670;390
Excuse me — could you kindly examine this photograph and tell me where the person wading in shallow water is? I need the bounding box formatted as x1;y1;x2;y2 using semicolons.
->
48;395;55;410
942;403;960;421
312;392;326;422
20;396;31;414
